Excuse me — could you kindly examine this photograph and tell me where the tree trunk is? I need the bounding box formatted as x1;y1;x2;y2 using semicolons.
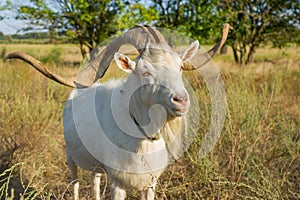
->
232;46;239;63
240;43;248;65
79;42;87;59
246;44;258;64
220;45;228;54
240;50;244;65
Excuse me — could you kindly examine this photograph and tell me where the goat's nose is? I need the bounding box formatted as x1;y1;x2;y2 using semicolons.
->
171;93;189;106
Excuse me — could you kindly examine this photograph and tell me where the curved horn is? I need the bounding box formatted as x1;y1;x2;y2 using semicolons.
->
6;25;166;88
142;25;168;44
182;23;233;71
6;52;77;88
74;25;169;88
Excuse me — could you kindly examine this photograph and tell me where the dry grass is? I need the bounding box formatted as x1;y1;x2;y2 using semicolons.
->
0;44;299;199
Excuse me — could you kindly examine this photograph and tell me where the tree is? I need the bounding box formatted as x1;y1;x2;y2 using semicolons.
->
15;0;123;58
218;0;300;64
181;0;223;43
152;0;183;28
118;2;159;31
13;0;159;58
151;0;223;44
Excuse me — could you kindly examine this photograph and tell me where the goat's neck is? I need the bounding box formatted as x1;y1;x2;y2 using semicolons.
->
121;76;164;139
115;76;186;158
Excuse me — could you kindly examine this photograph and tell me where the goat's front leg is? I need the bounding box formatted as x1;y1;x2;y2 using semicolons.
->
67;156;79;200
111;183;127;200
140;186;155;200
92;172;102;200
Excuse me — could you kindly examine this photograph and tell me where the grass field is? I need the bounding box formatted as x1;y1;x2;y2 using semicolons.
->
0;43;299;199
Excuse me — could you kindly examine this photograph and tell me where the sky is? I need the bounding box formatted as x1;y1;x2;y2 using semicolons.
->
0;16;27;35
0;0;153;35
0;0;32;35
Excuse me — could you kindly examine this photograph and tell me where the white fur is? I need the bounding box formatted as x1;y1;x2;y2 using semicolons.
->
63;42;198;200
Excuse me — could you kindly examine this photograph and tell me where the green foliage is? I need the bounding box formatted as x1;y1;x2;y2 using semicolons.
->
10;32;49;40
152;0;223;44
218;0;300;64
181;0;223;43
0;32;4;40
5;0;299;64
15;0;123;57
118;3;159;31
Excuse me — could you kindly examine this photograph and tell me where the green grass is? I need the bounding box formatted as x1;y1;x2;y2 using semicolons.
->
0;44;299;199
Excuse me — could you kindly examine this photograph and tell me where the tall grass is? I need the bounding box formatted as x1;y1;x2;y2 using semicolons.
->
151;62;299;199
0;44;299;199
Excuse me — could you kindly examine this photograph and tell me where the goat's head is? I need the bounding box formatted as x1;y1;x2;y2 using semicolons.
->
114;40;199;118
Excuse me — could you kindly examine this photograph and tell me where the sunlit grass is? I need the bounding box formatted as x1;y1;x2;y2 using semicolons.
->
0;44;299;199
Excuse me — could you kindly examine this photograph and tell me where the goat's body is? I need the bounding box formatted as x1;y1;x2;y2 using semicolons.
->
63;80;170;198
7;24;230;200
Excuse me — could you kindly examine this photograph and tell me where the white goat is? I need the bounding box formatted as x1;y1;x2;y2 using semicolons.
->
6;24;231;200
64;42;197;199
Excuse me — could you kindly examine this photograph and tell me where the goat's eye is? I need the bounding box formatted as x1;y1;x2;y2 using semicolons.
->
142;71;152;77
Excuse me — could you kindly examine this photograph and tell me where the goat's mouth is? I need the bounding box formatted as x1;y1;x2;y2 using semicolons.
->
168;105;189;116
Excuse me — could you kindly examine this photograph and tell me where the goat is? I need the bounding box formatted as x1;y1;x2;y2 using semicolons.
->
6;24;231;200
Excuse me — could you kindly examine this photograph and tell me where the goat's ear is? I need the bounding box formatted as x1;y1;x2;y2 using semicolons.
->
114;53;136;73
181;40;199;61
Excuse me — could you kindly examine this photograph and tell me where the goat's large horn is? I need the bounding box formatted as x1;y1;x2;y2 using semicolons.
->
74;25;168;88
182;23;232;71
5;52;77;88
6;25;166;88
